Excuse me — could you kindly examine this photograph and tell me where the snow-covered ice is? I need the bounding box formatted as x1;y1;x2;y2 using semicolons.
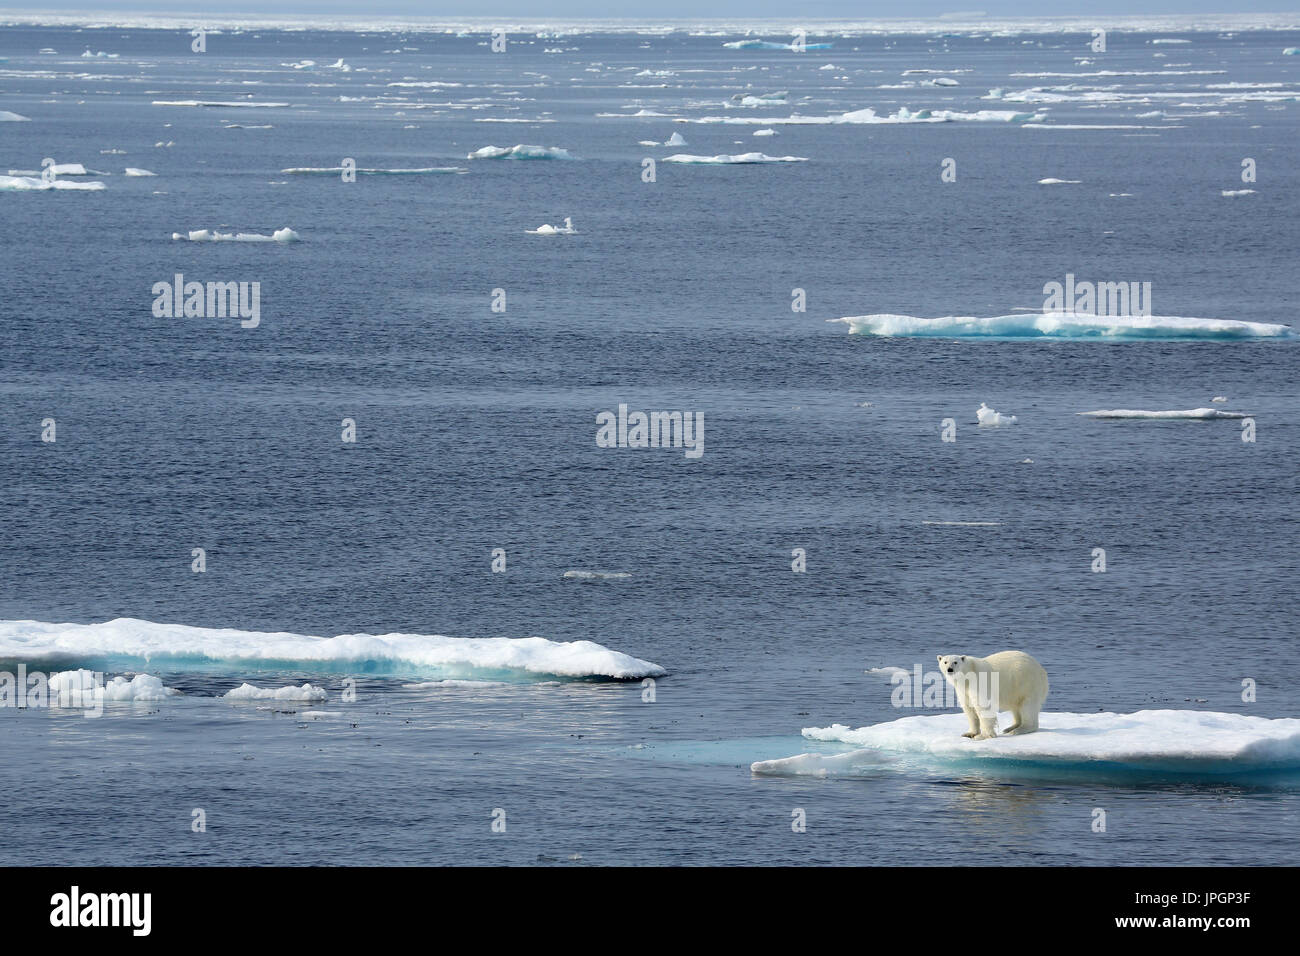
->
752;710;1300;776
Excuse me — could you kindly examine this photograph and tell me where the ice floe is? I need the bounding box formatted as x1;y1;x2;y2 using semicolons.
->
752;711;1300;776
1079;407;1249;419
0;175;105;191
282;166;466;175
0;617;665;681
663;152;807;164
172;227;301;242
830;313;1292;340
0;111;30;121
9;163;93;176
723;39;832;51
467;144;573;160
152;99;289;108
124;167;156;176
683;106;1043;125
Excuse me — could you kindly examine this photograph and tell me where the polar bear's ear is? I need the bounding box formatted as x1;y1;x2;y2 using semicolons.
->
960;656;967;661
936;654;943;662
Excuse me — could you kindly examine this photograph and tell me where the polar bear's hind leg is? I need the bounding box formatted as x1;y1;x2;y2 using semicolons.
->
1004;699;1041;735
1003;708;1022;735
1009;709;1040;735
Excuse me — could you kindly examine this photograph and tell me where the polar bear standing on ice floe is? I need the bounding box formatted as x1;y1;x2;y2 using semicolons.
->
936;651;1049;740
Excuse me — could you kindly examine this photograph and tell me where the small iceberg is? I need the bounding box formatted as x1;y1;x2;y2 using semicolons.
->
124;168;157;177
527;216;577;235
976;402;1017;426
663;131;687;146
0;111;30;122
1222;189;1256;197
467;144;573;160
172;227;301;242
1079;407;1249;419
663;152;808;164
563;570;632;580
1038;177;1082;184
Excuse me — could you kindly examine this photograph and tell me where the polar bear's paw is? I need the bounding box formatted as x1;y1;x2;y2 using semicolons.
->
962;730;979;738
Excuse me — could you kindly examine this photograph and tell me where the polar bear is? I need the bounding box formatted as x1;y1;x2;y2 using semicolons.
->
936;651;1049;740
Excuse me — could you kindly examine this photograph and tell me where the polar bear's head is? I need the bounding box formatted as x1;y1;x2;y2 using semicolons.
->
936;654;970;679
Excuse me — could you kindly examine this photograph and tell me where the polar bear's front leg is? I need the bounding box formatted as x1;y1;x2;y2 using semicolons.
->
961;703;981;738
973;712;998;740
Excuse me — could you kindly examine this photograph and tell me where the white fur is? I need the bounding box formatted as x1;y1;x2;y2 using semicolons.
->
936;651;1049;740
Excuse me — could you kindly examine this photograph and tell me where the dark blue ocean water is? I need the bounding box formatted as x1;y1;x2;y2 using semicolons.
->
1;22;1298;865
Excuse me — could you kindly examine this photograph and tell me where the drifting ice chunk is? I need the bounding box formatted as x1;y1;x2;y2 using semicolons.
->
976;402;1017;426
225;682;327;701
47;669;178;703
527;216;577;235
124;167;156;176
